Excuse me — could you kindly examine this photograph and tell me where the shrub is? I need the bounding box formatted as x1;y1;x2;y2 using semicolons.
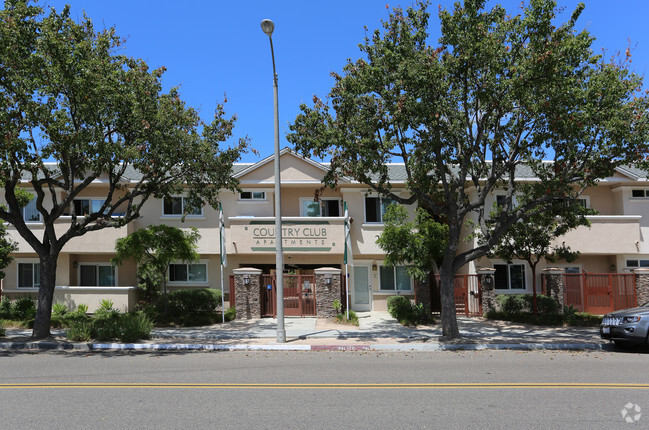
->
52;303;69;316
224;306;236;322
496;294;560;316
166;289;221;318
0;320;5;337
11;297;36;320
66;321;93;342
0;298;12;319
119;312;153;343
335;310;359;325
92;305;121;341
387;295;433;326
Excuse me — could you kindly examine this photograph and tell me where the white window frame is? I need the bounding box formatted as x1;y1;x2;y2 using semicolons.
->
625;258;649;270
162;196;203;217
21;194;42;223
72;197;107;216
167;260;209;285
631;189;649;199
17;259;40;289
493;263;527;291
377;264;412;293
239;191;267;201
299;198;321;217
78;262;117;287
364;195;396;224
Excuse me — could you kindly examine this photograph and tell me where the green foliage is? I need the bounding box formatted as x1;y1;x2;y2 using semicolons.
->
52;303;69;316
377;205;448;281
224;306;236;322
11;297;36;320
0;320;5;337
65;321;93;342
332;300;342;314
0;297;12;319
166;289;221;318
98;299;115;312
0;222;17;281
287;0;649;339
0;0;246;338
495;294;559;316
119;312;153;343
335;310;359;326
563;305;602;327
487;294;599;326
387;295;434;326
91;308;122;341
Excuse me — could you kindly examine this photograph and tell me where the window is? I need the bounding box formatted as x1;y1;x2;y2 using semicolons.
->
239;191;266;200
365;196;394;223
22;197;40;222
626;259;649;268
494;264;526;290
300;199;321;217
168;263;207;283
73;198;106;216
79;264;115;286
495;194;520;208
18;262;40;288
379;265;411;291
632;189;649;198
321;199;340;217
163;196;202;216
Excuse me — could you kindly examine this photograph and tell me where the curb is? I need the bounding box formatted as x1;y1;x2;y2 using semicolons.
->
0;341;610;352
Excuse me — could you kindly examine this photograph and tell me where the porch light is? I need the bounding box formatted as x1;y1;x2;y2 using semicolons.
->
325;274;332;285
243;275;251;285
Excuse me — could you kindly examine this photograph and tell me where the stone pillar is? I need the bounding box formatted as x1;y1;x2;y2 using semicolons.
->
232;268;263;320
477;268;497;315
633;268;649;306
543;267;565;311
314;267;342;318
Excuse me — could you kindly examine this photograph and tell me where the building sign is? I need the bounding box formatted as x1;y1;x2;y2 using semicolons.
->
230;220;343;254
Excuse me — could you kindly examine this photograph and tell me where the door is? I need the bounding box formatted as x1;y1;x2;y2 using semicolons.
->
353;266;371;311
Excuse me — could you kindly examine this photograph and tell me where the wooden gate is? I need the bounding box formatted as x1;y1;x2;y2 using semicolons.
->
260;274;316;317
433;274;482;317
563;273;636;314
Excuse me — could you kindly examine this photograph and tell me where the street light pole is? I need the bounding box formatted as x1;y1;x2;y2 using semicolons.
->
261;19;286;343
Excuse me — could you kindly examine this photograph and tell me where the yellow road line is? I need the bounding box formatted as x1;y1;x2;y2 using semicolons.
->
0;383;647;389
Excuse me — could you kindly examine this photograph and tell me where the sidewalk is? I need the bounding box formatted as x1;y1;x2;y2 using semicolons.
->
0;311;611;352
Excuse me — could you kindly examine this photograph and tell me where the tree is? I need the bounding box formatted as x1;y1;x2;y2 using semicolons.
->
0;223;18;282
376;204;447;283
287;0;649;338
111;225;200;315
487;199;591;315
0;1;247;338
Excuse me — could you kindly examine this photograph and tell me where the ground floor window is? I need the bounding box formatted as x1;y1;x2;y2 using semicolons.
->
18;262;40;288
626;259;649;268
168;263;207;283
494;264;526;290
79;264;115;286
379;265;411;291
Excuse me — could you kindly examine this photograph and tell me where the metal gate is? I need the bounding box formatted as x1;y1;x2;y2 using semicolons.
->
260;274;316;317
564;273;636;314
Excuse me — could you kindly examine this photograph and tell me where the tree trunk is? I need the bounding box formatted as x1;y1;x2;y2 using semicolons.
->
531;264;538;316
32;254;58;339
439;264;460;339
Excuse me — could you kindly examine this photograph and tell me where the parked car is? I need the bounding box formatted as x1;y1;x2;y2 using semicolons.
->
600;301;649;346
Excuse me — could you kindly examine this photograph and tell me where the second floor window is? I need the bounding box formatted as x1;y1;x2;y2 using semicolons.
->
240;191;266;200
163;196;202;216
365;196;394;223
73;198;106;216
22;197;40;222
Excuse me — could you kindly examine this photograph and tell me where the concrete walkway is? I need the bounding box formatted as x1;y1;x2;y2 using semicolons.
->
0;311;615;352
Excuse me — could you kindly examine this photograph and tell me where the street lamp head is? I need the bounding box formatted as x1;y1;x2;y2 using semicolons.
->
261;19;274;37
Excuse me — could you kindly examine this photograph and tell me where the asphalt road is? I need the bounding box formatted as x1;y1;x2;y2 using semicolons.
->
0;349;647;429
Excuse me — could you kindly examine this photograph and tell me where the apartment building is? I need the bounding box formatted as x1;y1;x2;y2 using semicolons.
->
2;149;648;313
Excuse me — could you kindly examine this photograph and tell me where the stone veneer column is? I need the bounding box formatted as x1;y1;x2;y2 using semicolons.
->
314;267;342;318
477;268;497;315
542;268;565;311
633;268;649;306
232;268;263;320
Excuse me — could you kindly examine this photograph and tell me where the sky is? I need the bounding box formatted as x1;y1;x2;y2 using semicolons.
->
22;0;649;162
